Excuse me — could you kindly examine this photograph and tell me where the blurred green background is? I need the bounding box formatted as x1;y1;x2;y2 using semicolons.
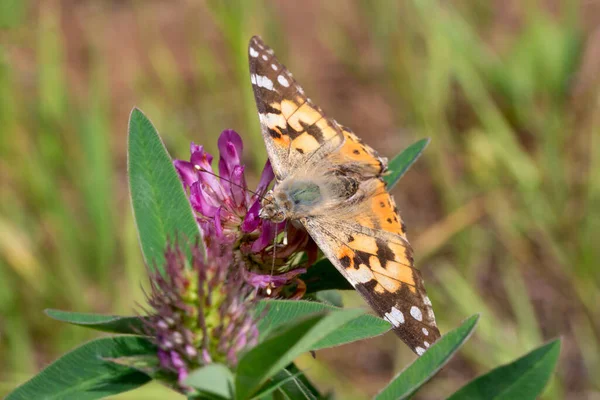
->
1;0;599;398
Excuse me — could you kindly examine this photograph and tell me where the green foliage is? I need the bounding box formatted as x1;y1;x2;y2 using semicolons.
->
6;337;155;400
128;108;201;273
185;364;235;399
44;309;144;335
301;258;352;293
245;368;305;400
384;138;431;190
236;309;363;399
268;364;321;400
20;309;556;400
448;340;561;400
375;315;479;400
256;300;390;348
21;300;393;399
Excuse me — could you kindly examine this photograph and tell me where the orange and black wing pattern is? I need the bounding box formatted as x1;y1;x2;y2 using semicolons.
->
248;36;344;181
304;178;440;355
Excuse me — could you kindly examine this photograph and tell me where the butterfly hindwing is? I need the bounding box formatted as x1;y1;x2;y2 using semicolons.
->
249;36;344;180
334;125;387;177
302;178;440;354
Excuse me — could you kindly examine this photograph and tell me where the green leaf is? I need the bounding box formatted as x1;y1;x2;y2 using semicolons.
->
45;309;144;334
273;364;320;400
256;300;390;349
128;108;201;274
375;314;479;400
250;370;304;400
384;138;430;190
185;363;235;400
236;313;325;400
6;336;155;400
301;259;352;293
104;354;162;379
236;308;364;399
447;339;561;400
314;290;343;307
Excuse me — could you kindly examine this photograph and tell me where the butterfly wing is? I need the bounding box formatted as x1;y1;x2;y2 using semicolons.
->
248;36;345;181
333;125;388;177
303;178;441;355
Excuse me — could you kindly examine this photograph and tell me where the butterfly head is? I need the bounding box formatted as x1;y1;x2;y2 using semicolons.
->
259;190;288;223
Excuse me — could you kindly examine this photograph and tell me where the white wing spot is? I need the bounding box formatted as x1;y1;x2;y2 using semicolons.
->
422;327;429;336
424;341;430;348
254;75;274;91
278;75;290;87
250;74;257;84
262;54;268;61
410;306;423;321
352;264;373;283
266;48;274;55
249;47;259;58
426;306;436;322
384;306;405;327
415;346;426;356
271;64;278;71
424;296;432;306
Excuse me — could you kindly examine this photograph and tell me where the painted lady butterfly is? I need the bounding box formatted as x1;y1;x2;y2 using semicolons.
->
249;36;440;355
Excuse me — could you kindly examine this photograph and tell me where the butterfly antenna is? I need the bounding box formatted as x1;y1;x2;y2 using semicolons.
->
194;166;270;202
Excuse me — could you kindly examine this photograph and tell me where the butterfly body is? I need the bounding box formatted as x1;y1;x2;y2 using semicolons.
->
260;156;366;221
260;180;324;222
249;36;441;355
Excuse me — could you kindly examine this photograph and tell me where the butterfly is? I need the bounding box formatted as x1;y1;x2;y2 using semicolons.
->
249;36;440;355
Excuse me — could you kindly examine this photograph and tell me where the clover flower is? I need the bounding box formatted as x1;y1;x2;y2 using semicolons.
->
143;241;259;390
174;130;315;297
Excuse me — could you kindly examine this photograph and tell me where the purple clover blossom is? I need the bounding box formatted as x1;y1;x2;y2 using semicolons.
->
143;241;259;391
174;130;272;243
174;130;315;297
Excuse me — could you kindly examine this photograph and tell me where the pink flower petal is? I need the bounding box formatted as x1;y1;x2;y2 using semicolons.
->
256;160;275;195
241;200;261;233
217;129;243;178
173;160;198;188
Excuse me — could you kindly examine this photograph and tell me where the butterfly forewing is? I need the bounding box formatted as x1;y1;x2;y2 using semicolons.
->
248;36;344;180
249;35;441;356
